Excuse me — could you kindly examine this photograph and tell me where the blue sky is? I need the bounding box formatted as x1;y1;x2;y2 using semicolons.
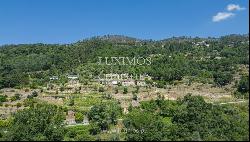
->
0;0;249;45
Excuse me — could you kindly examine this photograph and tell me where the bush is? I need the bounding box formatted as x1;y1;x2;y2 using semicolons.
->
114;88;119;94
213;72;233;86
68;99;74;106
10;94;21;102
32;91;38;97
0;95;7;102
123;87;128;94
89;123;101;135
23;98;36;107
135;86;140;93
0;119;11;128
132;94;137;100
237;75;249;93
16;103;22;108
60;87;65;92
156;81;166;88
29;83;38;89
98;87;105;92
24;88;29;92
75;112;84;123
27;91;38;99
102;93;112;100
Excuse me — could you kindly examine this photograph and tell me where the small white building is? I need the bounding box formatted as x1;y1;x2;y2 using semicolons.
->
50;76;58;80
136;81;146;86
122;80;135;86
67;75;79;84
65;110;76;125
82;116;89;125
111;80;118;85
67;75;79;80
215;56;223;60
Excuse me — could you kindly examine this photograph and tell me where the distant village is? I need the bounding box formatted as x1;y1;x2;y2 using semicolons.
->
44;73;152;125
50;73;152;87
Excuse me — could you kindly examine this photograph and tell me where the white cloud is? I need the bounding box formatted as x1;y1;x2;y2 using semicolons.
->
212;12;235;22
227;4;245;11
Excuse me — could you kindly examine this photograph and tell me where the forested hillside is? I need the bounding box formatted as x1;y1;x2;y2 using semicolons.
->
0;34;249;90
0;34;249;141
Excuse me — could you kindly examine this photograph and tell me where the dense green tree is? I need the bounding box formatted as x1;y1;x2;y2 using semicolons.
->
168;95;249;141
88;102;122;131
123;110;165;141
75;112;84;123
237;75;249;93
213;71;233;86
4;103;65;141
64;125;95;141
140;100;158;113
0;95;7;103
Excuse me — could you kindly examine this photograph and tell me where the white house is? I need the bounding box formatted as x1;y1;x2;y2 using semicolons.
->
82;116;89;125
50;76;58;80
111;80;118;85
67;75;79;80
122;80;135;86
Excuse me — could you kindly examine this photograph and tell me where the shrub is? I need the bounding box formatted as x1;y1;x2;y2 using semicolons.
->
24;88;29;92
68;99;74;106
102;93;112;100
11;94;21;102
27;91;38;99
237;75;249;93
98;87;105;92
213;72;233;86
23;98;36;107
0;95;7;102
16;103;22;108
75;112;84;123
132;94;137;100
60;87;64;92
114;88;119;94
123;87;128;94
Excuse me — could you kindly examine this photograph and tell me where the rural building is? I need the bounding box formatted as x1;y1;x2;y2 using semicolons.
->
122;79;135;86
49;76;58;80
83;115;89;125
65;110;76;125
